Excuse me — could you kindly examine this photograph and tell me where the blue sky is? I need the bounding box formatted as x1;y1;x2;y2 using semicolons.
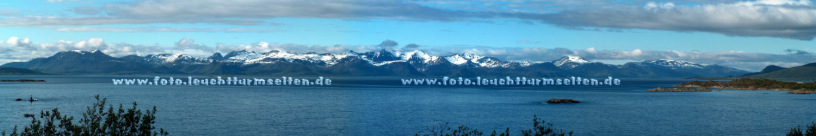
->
2;0;816;71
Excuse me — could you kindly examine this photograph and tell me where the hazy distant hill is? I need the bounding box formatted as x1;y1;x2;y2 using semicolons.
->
0;67;47;75
1;50;750;78
2;50;169;75
741;65;786;76
744;63;816;80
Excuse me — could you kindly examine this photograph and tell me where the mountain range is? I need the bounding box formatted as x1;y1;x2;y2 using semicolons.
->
1;49;751;77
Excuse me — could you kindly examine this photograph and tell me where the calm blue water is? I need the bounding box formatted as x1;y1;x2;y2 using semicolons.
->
1;76;814;135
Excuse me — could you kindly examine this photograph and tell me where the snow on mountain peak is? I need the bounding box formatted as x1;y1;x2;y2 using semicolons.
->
225;50;351;65
403;50;440;63
67;50;101;55
443;53;487;65
164;53;183;62
475;57;506;68
553;56;590;67
445;54;469;65
137;53;201;64
69;50;86;54
403;50;429;59
373;49;395;57
566;56;589;63
342;50;359;56
357;50;444;66
643;59;704;69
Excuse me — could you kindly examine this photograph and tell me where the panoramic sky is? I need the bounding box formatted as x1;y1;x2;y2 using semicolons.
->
2;0;816;71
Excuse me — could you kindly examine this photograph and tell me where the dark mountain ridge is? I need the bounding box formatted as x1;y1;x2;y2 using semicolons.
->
1;50;751;77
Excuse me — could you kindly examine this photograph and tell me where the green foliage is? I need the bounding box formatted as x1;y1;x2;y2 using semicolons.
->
787;122;816;136
2;95;168;136
415;115;572;136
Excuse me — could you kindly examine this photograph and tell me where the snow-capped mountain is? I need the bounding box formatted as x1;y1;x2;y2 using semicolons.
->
552;56;591;69
218;50;352;66
615;59;750;77
640;59;704;69
358;49;401;63
445;53;479;65
141;53;211;64
443;53;533;68
402;50;444;64
69;49;101;54
1;50;750;77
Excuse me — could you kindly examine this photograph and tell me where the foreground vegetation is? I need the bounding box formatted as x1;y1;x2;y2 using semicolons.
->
2;95;168;136
675;78;816;94
786;122;816;136
415;115;572;136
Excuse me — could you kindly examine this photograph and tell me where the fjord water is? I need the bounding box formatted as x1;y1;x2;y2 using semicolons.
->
1;76;814;135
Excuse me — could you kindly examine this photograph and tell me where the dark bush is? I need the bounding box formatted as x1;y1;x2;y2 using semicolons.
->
787;122;816;136
2;95;168;136
415;115;572;136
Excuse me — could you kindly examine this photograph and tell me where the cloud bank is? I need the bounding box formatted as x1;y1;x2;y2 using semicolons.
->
535;0;816;40
3;0;816;40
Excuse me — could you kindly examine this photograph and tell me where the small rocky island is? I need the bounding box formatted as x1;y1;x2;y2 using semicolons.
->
15;96;38;102
650;78;815;94
545;98;580;104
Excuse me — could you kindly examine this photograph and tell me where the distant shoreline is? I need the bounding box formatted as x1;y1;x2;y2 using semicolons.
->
0;79;45;82
651;78;815;94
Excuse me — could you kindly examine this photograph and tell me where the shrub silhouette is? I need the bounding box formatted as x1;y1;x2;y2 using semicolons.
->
2;95;168;136
415;115;572;136
787;122;816;136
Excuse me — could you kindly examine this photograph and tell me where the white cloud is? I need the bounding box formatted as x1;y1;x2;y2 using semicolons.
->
0;37;167;64
0;8;20;15
0;0;480;27
537;0;816;40
5;37;30;47
214;41;379;55
46;0;63;3
584;47;597;53
55;27;281;32
0;0;814;41
752;0;812;5
644;2;675;10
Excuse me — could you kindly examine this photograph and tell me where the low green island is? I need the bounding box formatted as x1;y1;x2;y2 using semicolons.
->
650;78;816;94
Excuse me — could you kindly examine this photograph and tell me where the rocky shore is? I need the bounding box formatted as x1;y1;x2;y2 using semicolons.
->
653;78;815;94
648;87;712;92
